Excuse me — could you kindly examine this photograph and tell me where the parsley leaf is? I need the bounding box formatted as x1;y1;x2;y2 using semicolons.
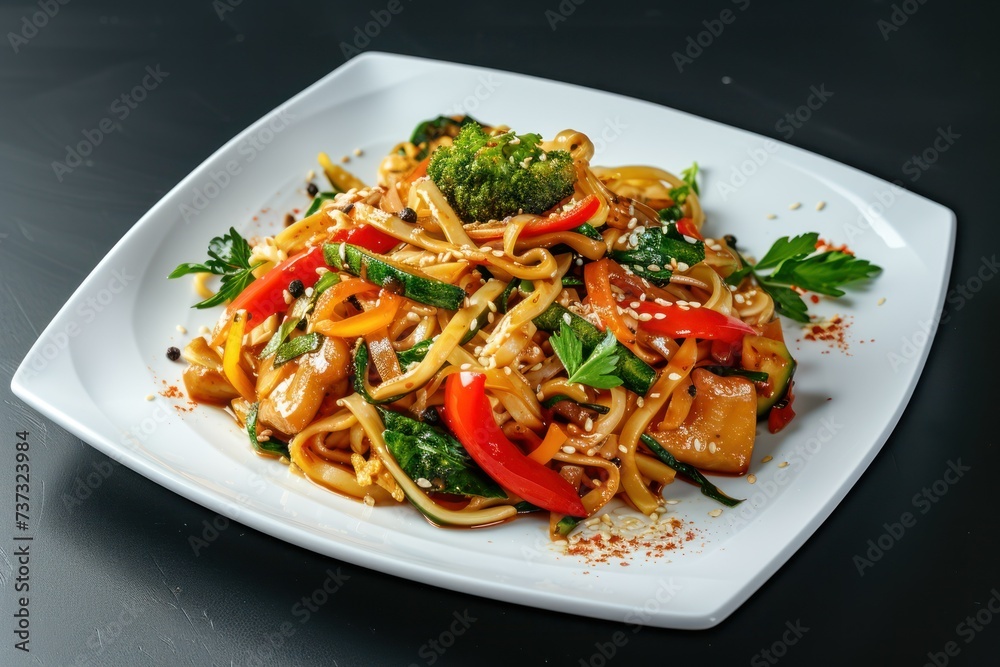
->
168;227;262;309
550;323;623;389
727;233;882;322
669;161;700;203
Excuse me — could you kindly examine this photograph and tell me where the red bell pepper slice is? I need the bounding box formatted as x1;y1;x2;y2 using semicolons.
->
469;195;600;240
676;217;703;241
767;381;796;433
636;301;757;344
227;246;327;325
441;372;586;517
331;224;399;254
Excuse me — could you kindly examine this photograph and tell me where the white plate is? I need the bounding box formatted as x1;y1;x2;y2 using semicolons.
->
11;52;955;629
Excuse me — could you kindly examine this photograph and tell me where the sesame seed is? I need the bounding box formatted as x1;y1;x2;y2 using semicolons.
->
816;200;826;211
145;394;154;401
766;213;777;220
789;202;801;210
676;262;689;272
647;264;661;272
491;249;504;257
693;438;704;452
708;441;717;454
416;477;432;488
562;313;572;325
627;217;638;229
460;363;472;370
664;499;679;505
340;155;350;163
353;148;363;156
636;397;644;407
198;325;211;335
618;444;628;454
762;455;773;463
747;474;757;484
668;372;682;381
653;313;666;320
878;297;886;306
637;313;653;322
734;294;746;304
176;325;187;334
682;235;699;244
363;495;375;506
690;302;701;308
561;446;575;454
708;509;723;518
778;461;789;468
584;418;594;432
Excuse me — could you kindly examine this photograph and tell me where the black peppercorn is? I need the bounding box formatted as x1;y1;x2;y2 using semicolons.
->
288;279;305;299
723;234;738;248
166;346;181;361
306;182;319;197
397;207;417;223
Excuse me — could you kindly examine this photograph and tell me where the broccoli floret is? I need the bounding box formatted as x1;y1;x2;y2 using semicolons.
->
426;122;576;223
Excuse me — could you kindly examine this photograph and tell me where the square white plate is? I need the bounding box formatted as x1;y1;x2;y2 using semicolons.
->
11;52;955;629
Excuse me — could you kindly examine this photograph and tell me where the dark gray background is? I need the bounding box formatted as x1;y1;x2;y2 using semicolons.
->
2;0;997;665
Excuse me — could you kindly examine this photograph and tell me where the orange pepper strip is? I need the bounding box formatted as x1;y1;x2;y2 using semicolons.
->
311;278;379;323
222;310;257;403
406;157;430;183
313;291;401;338
527;423;568;465
584;258;637;345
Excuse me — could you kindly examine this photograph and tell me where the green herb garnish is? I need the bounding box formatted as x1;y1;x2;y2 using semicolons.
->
168;227;262;309
549;324;622;390
727;232;882;322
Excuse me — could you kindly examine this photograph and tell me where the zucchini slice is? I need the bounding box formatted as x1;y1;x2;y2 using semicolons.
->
323;242;466;310
741;335;796;418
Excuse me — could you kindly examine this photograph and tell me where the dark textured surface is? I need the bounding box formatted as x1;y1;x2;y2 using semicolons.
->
1;1;997;665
